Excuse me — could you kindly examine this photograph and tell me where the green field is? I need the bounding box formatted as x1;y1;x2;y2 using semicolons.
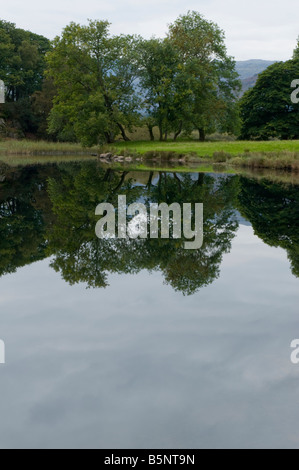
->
111;139;299;157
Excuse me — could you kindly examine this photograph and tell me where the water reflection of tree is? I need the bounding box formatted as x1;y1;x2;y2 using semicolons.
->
237;177;299;277
0;165;56;276
1;163;298;293
47;163;239;295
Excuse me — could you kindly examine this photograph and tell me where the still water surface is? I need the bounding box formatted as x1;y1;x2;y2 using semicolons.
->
0;161;298;449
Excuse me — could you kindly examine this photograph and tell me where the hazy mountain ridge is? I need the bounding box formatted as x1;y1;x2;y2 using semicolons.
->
235;59;277;94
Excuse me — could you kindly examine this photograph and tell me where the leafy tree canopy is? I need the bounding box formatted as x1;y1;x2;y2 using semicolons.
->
0;20;50;101
240;45;299;140
47;20;141;145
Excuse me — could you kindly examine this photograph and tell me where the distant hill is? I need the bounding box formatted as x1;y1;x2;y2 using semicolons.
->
235;60;277;95
239;73;260;93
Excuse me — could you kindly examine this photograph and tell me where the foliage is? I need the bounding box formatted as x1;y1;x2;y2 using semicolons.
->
240;58;299;140
0;20;50;100
0;20;50;134
137;12;241;142
30;77;58;139
0;162;298;293
237;177;299;277
167;11;241;141
46;163;239;294
45;13;240;144
46;20;141;145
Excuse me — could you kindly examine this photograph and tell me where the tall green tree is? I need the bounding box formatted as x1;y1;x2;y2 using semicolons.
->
0;20;50;101
0;20;50;135
137;12;240;141
138;38;192;141
240;53;299;139
167;11;241;140
31;77;58;140
47;20;141;145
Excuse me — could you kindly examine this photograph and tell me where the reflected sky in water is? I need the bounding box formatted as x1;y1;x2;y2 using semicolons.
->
0;222;299;449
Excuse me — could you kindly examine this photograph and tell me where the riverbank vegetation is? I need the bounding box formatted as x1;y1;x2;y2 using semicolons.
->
111;139;299;157
0;139;93;155
110;140;299;171
1;139;299;173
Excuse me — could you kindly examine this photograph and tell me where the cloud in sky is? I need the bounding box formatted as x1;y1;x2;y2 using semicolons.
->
1;0;298;61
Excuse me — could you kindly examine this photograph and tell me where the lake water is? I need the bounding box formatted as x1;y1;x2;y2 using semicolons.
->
0;160;299;449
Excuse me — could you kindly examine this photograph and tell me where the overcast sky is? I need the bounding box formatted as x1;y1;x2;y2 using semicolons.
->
1;0;298;61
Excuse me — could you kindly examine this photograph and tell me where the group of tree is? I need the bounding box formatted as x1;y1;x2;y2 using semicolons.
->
0;20;50;137
240;41;299;139
46;12;241;144
46;162;239;295
0;12;241;143
0;161;239;295
2;14;299;142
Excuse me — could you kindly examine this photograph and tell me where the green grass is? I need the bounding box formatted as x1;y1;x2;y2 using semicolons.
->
0;154;97;166
0;139;95;156
111;139;299;157
2;138;299;158
109;140;299;172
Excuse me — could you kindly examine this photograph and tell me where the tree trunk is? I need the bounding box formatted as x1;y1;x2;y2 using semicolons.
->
113;171;129;192
147;171;154;189
147;125;155;141
103;169;113;182
159;126;163;142
158;172;162;192
174;121;183;141
197;173;204;186
198;128;206;142
173;173;182;190
164;131;168;141
117;123;130;142
105;132;115;144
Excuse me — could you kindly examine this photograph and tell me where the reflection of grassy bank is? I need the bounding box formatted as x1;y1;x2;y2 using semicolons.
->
3;160;297;186
0;155;299;186
229;152;299;171
112;163;299;185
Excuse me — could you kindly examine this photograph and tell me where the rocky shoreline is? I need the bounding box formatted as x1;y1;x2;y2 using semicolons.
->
96;153;143;164
95;152;189;164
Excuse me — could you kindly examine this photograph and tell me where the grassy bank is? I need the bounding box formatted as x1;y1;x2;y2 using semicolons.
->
0;154;97;166
110;140;299;171
112;139;299;157
0;139;94;156
2;138;299;158
1;139;299;172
